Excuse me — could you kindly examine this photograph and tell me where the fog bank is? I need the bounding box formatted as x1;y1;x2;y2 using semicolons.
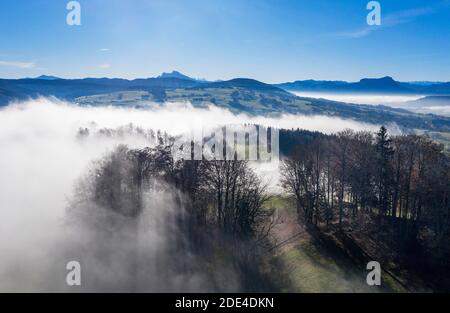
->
0;98;386;291
292;92;422;106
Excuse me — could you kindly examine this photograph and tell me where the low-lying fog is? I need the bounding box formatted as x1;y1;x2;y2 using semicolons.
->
0;98;388;292
414;106;450;116
292;92;422;106
291;92;450;116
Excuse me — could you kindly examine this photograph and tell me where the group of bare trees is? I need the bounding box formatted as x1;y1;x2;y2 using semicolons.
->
69;138;274;291
71;124;450;289
281;126;450;274
78;143;272;238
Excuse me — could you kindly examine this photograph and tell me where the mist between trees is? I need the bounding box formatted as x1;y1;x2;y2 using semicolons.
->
1;98;448;291
67;136;277;292
69;124;450;291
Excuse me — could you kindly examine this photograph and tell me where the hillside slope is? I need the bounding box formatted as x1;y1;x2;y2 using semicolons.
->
1;76;450;136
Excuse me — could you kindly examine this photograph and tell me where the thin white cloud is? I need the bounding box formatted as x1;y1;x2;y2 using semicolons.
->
98;48;111;52
98;63;111;69
337;6;435;38
0;60;35;69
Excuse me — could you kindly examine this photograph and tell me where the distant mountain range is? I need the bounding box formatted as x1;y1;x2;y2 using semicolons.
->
33;75;61;81
157;71;196;81
275;76;450;95
1;72;450;140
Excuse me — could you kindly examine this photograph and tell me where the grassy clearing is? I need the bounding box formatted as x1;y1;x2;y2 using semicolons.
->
264;197;428;293
266;237;417;292
275;242;373;292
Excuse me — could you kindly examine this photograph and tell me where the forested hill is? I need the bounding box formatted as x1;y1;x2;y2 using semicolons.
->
279;126;450;291
73;124;450;291
1;76;450;135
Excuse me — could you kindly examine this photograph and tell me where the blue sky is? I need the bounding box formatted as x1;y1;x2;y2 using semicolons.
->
0;0;450;82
